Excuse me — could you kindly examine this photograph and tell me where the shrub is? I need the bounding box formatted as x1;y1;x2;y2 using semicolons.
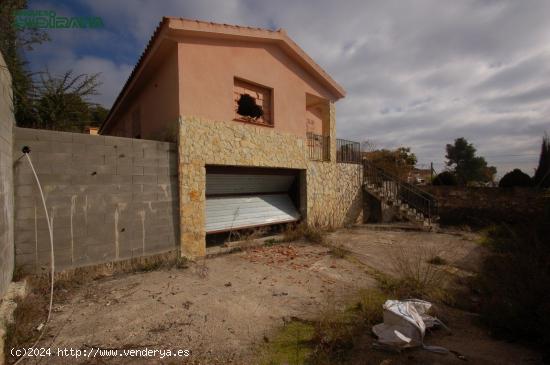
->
283;223;325;244
498;168;533;188
427;255;447;265
309;289;388;364
377;247;452;303
432;171;458;186
473;220;550;357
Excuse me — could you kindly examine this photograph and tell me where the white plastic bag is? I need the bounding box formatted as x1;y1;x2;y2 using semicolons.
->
372;299;448;353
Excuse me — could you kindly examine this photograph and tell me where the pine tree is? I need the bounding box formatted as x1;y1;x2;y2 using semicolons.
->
533;133;550;188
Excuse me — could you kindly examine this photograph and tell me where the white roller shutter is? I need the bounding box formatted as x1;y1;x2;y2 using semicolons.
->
205;172;300;233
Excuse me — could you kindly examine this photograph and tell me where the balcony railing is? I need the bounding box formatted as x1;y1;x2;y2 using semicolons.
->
307;132;330;161
336;138;361;164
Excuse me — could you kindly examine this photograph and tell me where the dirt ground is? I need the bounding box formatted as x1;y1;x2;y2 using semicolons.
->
15;225;542;364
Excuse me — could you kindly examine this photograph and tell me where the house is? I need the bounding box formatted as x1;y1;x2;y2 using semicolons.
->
99;17;363;258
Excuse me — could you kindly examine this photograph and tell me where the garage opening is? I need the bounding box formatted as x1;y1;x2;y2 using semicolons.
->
205;166;302;244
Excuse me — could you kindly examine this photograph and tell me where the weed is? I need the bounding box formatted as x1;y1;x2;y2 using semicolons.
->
427;255;447;265
264;238;278;247
328;244;351;259
309;288;389;364
259;320;315;365
372;247;452;302
283;223;325;244
226;226;269;245
353;288;388;327
5;285;50;363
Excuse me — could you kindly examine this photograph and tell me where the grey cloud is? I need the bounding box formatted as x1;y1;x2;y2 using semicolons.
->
27;0;550;175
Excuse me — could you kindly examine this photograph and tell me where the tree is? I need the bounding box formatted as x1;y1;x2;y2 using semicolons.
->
0;0;49;124
34;70;101;130
89;105;109;125
432;171;458;186
445;137;496;185
499;169;533;188
533;133;550;188
365;147;417;180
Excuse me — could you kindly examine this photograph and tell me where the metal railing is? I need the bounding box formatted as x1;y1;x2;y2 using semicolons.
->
363;160;439;224
307;132;330;161
336;138;361;164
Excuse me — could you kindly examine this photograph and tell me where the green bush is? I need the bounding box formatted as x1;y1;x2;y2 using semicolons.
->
498;169;533;188
432;171;458;186
474;221;550;358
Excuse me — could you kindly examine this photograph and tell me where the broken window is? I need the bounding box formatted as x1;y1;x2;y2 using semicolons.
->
237;94;264;119
233;78;272;126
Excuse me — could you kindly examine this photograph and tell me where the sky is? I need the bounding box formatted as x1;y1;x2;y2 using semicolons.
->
23;0;550;176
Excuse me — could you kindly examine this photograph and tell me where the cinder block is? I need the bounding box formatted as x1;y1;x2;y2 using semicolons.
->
39;174;72;185
115;154;133;166
143;166;158;175
14;185;37;199
132;192;157;202
104;155;117;166
16;217;49;231
15;127;48;141
132;175;157;184
15;207;38;220
83;243;117;261
15;242;37;255
72;153;104;165
133;158;157;168
143;148;168;160
15;253;37;267
111;175;132;184
104;135;133;147
116;165;133;176
14;139;51;152
157;154;177;168
132;166;144;175
14;196;36;209
96;164;117;175
70;143;87;154
141;184;162;193
72;133;105;145
15;230;37;245
52;142;73;153
86;144;110;155
105;193;133;205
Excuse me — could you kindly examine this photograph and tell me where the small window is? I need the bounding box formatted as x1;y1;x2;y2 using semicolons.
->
233;78;272;126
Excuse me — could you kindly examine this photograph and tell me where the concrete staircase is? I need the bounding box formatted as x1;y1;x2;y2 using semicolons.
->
363;161;439;229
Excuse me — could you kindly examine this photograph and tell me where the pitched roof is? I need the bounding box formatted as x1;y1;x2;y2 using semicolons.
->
100;17;345;133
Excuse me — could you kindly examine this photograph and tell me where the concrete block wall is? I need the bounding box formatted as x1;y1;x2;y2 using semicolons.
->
13;127;179;273
0;52;15;297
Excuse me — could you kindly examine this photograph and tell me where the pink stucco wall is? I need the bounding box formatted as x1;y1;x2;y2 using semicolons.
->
109;45;179;139
178;37;333;138
104;28;340;140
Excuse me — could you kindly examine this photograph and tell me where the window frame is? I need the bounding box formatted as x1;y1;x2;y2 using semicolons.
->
233;77;274;128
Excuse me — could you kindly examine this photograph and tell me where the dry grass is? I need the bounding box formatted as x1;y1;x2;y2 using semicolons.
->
308;288;388;364
327;244;351;259
282;223;325;244
5;278;52;364
375;246;453;303
226;226;269;245
427;255;447;265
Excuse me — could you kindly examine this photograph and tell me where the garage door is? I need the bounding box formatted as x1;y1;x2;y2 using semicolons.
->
205;172;300;233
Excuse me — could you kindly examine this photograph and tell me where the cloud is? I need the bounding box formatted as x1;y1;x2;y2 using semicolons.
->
25;0;550;175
